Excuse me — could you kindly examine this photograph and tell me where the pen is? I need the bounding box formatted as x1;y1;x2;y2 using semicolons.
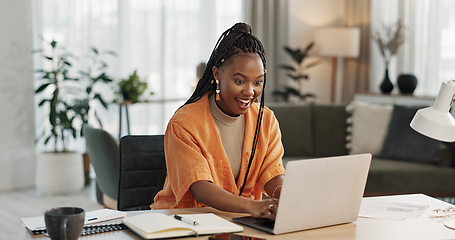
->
173;215;199;226
87;217;97;221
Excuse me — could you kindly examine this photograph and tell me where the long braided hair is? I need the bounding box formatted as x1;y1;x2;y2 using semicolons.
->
184;22;267;196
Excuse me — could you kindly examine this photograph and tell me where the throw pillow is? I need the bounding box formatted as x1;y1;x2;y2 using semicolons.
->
379;105;441;164
312;105;350;157
347;101;393;156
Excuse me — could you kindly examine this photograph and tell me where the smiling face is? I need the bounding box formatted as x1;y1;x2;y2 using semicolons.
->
212;53;264;117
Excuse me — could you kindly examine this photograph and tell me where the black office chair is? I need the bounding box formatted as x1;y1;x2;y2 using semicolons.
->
82;125;120;209
117;135;167;211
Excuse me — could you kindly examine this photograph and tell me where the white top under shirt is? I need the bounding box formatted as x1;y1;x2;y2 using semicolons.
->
209;93;245;180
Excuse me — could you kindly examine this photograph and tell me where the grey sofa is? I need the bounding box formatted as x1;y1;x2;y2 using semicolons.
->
267;103;455;197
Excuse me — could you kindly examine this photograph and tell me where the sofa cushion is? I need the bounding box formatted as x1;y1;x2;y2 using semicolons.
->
267;104;313;157
379;105;441;164
312;104;350;157
346;101;393;156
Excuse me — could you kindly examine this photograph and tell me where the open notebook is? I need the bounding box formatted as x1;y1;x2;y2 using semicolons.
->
233;154;372;234
123;213;243;239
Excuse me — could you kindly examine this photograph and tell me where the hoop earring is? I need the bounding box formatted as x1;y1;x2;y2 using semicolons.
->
215;79;220;100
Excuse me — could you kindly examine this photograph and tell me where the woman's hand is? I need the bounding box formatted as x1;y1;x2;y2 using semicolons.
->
190;181;279;219
247;199;278;219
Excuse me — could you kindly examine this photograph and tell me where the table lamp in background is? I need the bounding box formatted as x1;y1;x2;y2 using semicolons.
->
410;80;455;142
314;27;360;103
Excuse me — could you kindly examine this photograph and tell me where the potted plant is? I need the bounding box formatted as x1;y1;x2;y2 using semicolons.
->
73;47;116;185
115;70;153;103
34;39;84;194
273;42;322;102
74;47;116;127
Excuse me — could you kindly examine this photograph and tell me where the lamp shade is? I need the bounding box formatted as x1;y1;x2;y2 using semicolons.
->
314;28;360;57
410;81;455;142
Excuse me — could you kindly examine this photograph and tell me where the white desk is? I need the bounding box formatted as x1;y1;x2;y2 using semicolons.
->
26;194;455;239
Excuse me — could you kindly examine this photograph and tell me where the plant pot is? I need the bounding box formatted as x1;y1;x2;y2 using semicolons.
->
397;74;418;94
36;152;85;195
121;90;131;102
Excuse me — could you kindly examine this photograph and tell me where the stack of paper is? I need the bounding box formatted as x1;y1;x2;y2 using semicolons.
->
359;199;428;221
84;209;127;224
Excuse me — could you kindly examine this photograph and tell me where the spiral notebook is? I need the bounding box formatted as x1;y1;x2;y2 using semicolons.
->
25;222;128;236
21;209;128;236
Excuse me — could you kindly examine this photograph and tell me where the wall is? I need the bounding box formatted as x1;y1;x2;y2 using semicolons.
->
0;0;36;190
287;0;345;103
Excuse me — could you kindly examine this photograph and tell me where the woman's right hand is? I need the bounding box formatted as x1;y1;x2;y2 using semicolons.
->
247;199;278;219
190;180;280;219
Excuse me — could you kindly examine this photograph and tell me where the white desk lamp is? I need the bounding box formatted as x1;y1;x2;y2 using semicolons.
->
410;80;455;142
410;80;455;230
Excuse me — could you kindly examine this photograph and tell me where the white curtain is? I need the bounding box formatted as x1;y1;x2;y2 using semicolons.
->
371;0;455;96
244;0;288;101
398;0;455;96
343;0;371;103
33;0;243;152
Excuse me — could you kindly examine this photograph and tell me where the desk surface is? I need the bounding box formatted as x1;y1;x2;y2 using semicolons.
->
26;194;455;240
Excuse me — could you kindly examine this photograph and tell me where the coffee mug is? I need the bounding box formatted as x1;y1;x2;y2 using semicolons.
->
44;207;85;240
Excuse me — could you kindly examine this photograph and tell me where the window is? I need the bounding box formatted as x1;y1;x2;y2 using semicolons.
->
33;0;243;152
371;0;455;96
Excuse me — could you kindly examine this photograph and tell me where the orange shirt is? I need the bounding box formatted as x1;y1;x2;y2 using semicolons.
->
150;93;285;209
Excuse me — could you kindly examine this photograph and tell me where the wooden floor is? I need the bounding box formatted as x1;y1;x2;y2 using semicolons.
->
0;180;103;239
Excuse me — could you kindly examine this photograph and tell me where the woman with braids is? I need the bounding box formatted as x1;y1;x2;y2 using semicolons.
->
151;22;285;219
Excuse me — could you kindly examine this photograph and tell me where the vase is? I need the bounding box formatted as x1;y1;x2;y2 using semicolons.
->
380;68;394;94
397;74;418;94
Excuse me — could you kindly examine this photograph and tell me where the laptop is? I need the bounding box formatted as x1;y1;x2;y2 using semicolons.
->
233;153;371;235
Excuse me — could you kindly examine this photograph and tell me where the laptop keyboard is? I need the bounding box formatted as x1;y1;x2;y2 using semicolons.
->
253;219;275;229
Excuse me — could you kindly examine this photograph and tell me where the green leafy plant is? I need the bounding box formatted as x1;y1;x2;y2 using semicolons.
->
73;47;116;129
115;70;153;103
34;39;79;152
273;42;321;102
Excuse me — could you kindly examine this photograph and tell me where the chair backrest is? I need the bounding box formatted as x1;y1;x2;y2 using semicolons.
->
118;135;167;211
82;125;120;200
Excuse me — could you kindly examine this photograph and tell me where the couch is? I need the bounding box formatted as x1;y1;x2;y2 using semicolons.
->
267;102;455;197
